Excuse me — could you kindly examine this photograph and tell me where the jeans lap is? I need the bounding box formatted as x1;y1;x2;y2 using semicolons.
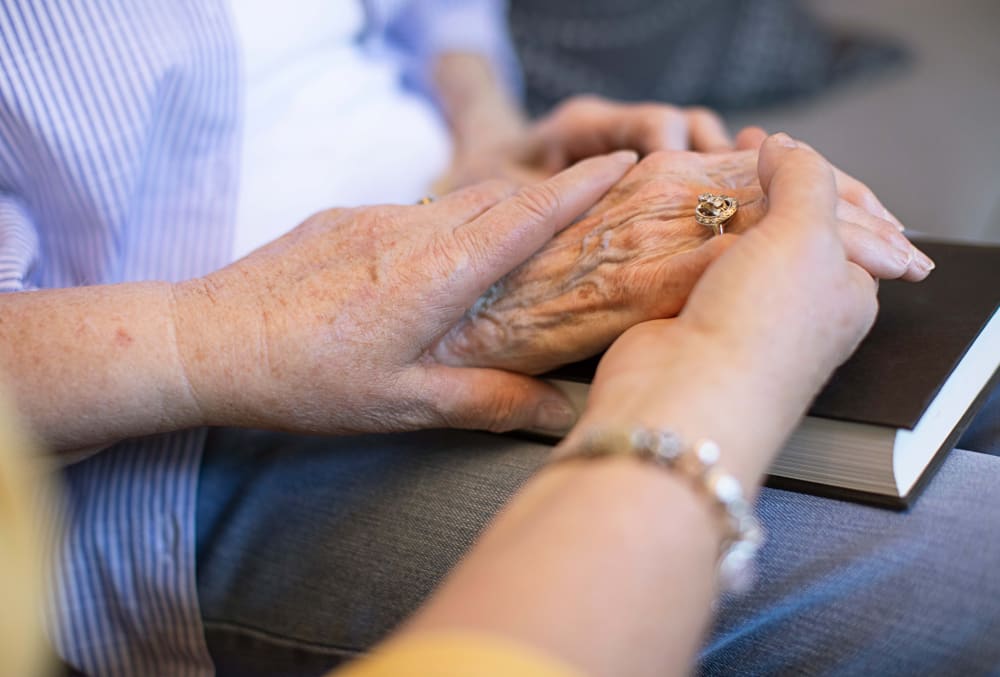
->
196;424;1000;676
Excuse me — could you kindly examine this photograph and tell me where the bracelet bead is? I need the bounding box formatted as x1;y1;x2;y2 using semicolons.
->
552;425;764;593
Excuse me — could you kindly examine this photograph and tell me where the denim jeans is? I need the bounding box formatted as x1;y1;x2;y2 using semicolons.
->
197;402;1000;676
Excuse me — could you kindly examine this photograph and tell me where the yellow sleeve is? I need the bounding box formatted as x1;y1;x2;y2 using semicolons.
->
332;632;584;677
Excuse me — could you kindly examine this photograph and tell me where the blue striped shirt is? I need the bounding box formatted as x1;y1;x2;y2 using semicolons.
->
0;1;513;673
1;1;239;674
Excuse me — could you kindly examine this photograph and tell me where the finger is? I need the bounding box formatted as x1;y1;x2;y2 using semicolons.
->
734;126;768;151
536;98;724;162
450;150;639;304
657;106;690;150
422;366;578;434
837;220;914;280
793;139;904;229
842;260;881;347
530;97;653;164
837;218;934;282
591;102;690;155
833;166;905;230
686;107;734;151
757;133;838;236
836;200;934;280
430;178;518;223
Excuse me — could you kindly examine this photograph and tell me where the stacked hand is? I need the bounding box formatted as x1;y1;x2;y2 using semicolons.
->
175;122;931;442
575;134;910;483
433;131;932;375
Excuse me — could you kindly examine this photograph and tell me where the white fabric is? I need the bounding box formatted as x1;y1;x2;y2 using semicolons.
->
230;0;451;259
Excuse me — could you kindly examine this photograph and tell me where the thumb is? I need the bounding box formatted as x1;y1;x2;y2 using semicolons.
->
421;366;578;434
757;133;838;235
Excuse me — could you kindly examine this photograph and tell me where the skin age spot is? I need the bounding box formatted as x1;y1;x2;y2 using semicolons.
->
114;327;133;347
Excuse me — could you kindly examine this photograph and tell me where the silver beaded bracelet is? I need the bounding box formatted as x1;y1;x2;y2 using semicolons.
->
551;426;765;593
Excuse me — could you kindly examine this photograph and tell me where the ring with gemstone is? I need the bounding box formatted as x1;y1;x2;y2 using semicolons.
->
416;194;436;205
695;193;738;235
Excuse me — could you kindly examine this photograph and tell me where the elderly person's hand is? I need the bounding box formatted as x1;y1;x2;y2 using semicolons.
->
171;152;638;436
440;95;735;189
576;133;890;483
431;142;933;376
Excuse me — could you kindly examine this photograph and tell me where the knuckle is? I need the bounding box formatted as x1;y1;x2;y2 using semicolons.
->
481;394;520;433
635;111;669;140
554;95;604;122
515;182;563;222
867;213;900;240
686;106;715;121
465;178;516;206
635;176;685;204
844;181;881;212
878;237;911;276
429;230;470;274
430;395;466;430
638;149;673;171
568;93;606;109
443;392;518;433
360;205;402;236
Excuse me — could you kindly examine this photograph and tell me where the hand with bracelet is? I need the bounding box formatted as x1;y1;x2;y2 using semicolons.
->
381;135;892;677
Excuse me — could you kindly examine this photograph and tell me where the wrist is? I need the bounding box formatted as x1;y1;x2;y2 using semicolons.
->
579;323;807;490
169;275;262;429
434;53;526;158
451;98;525;157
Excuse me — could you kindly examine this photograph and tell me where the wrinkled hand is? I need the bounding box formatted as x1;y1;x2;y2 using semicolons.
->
441;95;734;190
575;134;910;482
172;152;638;435
433;140;932;376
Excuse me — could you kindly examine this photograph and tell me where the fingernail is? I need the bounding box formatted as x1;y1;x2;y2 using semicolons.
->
610;149;639;164
913;248;936;273
536;400;578;433
773;133;797;148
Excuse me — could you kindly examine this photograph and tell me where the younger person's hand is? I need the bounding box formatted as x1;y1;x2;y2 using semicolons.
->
576;134;903;484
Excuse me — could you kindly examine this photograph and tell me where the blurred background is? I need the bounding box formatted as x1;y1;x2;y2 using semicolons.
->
508;0;1000;243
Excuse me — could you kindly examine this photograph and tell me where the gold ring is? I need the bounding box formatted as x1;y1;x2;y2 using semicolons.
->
417;195;436;205
695;193;738;236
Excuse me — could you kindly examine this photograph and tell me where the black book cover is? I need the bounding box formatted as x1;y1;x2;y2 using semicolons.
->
546;240;1000;431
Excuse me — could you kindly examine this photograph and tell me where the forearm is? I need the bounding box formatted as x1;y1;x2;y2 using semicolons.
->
401;458;720;677
0;283;202;452
393;330;790;676
433;52;526;158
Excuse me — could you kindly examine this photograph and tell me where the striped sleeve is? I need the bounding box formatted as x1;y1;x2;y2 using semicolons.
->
0;195;38;291
0;0;241;674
